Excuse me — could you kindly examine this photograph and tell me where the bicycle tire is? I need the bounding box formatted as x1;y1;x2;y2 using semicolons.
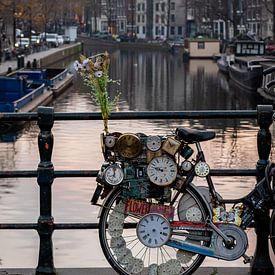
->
270;210;275;253
98;186;210;275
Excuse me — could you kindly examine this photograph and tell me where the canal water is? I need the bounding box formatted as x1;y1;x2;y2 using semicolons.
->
0;46;274;268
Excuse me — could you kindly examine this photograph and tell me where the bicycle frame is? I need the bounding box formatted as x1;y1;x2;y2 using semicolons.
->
175;140;275;229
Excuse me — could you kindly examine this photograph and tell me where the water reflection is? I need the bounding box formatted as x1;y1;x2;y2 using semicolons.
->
0;47;274;267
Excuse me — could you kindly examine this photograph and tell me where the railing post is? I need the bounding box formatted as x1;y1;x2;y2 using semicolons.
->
251;105;274;275
36;106;56;275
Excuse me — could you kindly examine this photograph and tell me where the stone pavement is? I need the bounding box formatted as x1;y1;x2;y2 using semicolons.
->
0;44;77;75
0;267;253;275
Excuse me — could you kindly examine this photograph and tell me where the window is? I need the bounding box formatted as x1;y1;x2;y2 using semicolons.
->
161;3;165;12
171;2;175;10
143;26;145;34
155;15;159;23
155;26;159;35
142;15;145;23
171;14;175;22
198;42;205;49
138;3;141;11
170;26;175;35
178;26;182;35
161;15;165;23
161;26;164;35
156;3;159;11
137;15;140;23
142;3;145;11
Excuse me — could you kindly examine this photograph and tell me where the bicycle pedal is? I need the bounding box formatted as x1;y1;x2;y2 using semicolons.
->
243;254;253;264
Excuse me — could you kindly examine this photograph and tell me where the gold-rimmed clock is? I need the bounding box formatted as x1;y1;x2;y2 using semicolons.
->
116;133;142;159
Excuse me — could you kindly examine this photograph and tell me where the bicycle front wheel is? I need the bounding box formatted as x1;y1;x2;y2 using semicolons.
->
98;186;210;275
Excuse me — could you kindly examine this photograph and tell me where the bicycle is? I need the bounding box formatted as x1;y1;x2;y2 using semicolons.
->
91;128;275;275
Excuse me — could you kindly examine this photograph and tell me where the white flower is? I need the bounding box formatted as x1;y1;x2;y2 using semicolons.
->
94;71;103;78
74;61;82;71
82;59;89;66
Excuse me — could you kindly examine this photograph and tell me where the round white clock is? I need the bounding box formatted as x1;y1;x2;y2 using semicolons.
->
147;156;177;186
136;213;171;248
103;164;124;186
146;135;162;152
194;161;210;177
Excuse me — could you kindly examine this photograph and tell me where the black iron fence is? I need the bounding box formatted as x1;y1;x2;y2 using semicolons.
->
0;105;274;275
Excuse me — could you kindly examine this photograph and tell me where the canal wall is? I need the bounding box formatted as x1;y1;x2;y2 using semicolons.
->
39;42;82;67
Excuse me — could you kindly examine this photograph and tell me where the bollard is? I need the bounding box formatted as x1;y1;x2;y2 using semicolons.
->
251;105;274;275
17;55;22;69
32;58;38;68
7;67;12;75
20;55;25;68
36;106;56;275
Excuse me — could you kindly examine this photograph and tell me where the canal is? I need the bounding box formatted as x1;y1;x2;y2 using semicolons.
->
0;45;274;268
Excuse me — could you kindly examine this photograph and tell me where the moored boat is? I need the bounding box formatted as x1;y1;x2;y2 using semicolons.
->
257;65;275;101
0;76;52;133
227;40;267;91
15;68;73;97
0;68;73;134
228;56;266;91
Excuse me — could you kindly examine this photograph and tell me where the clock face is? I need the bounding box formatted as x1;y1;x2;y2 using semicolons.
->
181;160;192;172
194;162;210;177
105;135;116;148
116;133;142;159
147;156;177;186
136;213;171;248
146;135;162;152
103;164;124;186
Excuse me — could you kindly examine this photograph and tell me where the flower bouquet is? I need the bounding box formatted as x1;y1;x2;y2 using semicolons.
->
74;52;119;134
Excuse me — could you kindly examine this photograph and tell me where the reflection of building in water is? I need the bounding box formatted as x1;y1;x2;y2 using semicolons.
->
108;49;269;114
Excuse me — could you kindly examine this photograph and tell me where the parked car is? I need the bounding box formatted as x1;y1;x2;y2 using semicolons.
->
40;33;59;47
15;38;30;49
57;35;64;45
63;35;70;44
31;35;41;46
266;42;275;55
92;31;112;40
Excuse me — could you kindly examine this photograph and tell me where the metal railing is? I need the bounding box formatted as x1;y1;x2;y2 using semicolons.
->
0;105;274;275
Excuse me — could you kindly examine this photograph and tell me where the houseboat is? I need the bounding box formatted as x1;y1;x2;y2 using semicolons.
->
15;68;73;97
257;63;275;101
0;68;73;134
185;38;220;59
228;40;266;91
0;76;51;133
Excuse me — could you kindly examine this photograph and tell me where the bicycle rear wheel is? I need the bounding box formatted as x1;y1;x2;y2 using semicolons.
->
98;186;210;275
270;210;275;253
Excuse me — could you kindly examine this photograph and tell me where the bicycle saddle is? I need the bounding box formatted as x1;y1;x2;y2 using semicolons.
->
176;127;216;143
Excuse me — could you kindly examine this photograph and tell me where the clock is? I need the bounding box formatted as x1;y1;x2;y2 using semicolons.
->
181;160;192;172
147;156;177;186
146;135;162;152
116;133;142;159
194;161;210;177
105;135;116;148
136;213;171;248
103;164;124;186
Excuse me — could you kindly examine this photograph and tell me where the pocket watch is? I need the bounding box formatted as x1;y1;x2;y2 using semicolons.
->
147;156;177;186
105;135;116;148
146;135;162;152
116;133;142;159
103;164;124;186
